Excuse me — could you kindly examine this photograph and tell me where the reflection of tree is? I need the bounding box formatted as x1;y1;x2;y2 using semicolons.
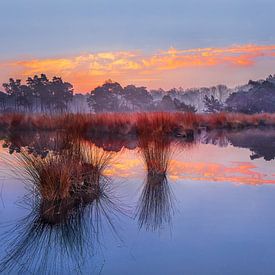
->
200;129;229;147
200;129;275;161
3;130;74;157
226;129;275;161
0;139;125;274
136;134;175;231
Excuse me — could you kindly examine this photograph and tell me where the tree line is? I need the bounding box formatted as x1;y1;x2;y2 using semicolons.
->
1;74;275;114
87;80;197;112
203;75;275;114
0;74;73;113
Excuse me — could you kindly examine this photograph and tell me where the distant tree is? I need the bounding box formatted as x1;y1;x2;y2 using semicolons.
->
157;95;176;111
87;80;122;112
149;88;166;100
26;74;50;112
0;91;8;111
203;95;224;113
1;74;74;114
174;98;197;113
123;85;153;111
2;78;22;111
25;74;73;113
17;85;34;112
50;76;73;113
226;79;275;114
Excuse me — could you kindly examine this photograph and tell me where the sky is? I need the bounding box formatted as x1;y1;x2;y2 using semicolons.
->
0;0;275;92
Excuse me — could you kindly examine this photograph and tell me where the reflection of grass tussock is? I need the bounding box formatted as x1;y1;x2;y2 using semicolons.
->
137;133;174;231
137;173;174;231
0;179;125;274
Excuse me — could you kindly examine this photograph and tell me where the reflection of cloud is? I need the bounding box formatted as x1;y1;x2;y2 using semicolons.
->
105;153;275;185
169;160;275;185
105;158;143;178
1;44;275;91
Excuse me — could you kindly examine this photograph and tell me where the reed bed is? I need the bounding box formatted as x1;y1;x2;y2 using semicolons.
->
1;112;275;137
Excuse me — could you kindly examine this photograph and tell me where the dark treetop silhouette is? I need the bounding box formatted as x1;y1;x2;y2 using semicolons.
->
1;73;275;114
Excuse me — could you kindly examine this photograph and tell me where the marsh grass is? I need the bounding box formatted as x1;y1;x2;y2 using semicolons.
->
0;137;126;274
1;112;275;138
18;150;80;201
136;131;175;231
139;134;172;175
79;141;114;188
8;134;116;225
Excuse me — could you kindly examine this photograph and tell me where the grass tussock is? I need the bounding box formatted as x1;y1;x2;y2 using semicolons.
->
13;137;114;225
18;151;79;201
137;133;174;231
139;134;172;175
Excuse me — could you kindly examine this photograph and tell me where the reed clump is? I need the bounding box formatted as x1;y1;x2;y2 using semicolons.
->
137;131;174;231
13;136;114;225
19;150;79;201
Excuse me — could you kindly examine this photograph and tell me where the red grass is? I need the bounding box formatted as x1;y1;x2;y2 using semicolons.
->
1;112;275;136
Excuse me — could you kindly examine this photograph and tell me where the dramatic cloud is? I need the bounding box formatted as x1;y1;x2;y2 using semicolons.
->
1;44;275;91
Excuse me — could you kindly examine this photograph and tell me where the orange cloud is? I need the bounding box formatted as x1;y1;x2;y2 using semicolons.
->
1;44;275;91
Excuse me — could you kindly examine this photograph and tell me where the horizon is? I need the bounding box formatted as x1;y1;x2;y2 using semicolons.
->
1;56;274;94
1;68;274;94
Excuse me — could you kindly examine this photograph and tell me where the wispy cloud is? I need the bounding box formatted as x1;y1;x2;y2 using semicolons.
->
1;44;275;91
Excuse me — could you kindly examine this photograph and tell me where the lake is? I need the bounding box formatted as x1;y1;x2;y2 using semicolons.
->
0;128;275;274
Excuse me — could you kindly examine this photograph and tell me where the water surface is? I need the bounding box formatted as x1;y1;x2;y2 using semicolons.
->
0;129;275;274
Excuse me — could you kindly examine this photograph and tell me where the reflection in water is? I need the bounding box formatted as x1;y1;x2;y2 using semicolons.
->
0;128;275;271
0;137;125;274
0;127;275;273
2;130;74;157
136;134;175;231
200;128;275;161
3;127;275;162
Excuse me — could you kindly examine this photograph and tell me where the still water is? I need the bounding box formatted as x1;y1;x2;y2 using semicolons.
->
0;129;275;274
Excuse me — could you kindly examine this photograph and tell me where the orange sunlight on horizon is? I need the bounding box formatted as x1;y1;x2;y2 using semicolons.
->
1;44;275;92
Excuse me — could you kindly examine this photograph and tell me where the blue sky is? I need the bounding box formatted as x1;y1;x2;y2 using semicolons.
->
0;0;275;91
1;0;274;58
